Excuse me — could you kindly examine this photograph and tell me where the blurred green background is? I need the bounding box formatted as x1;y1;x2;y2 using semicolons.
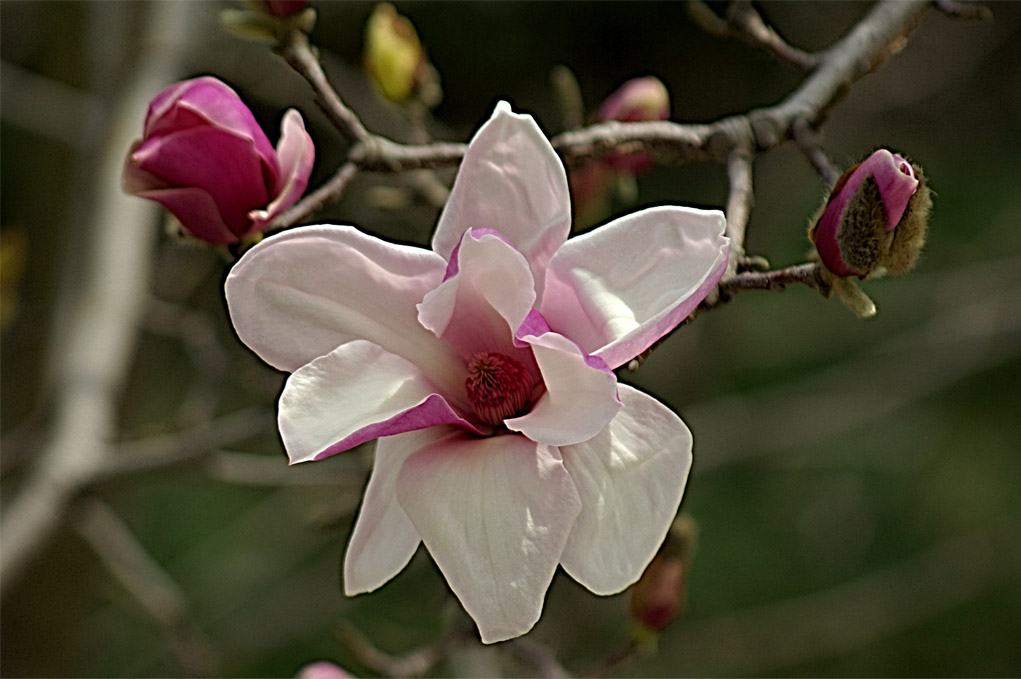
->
2;2;1019;677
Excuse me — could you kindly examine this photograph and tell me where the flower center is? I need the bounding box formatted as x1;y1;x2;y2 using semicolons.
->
464;352;534;425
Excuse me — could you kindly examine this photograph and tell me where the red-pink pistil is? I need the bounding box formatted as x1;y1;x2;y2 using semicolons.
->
465;352;534;425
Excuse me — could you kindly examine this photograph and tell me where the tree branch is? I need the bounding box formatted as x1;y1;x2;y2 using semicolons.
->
689;1;821;71
0;1;202;599
275;31;369;142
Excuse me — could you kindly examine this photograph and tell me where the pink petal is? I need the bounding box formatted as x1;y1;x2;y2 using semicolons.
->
344;429;464;595
225;225;461;391
417;230;537;365
249;109;315;230
145;77;278;173
540;206;728;369
505;330;621;447
431;102;571;298
135;186;241;244
279;340;484;464
395;433;582;644
133;126;270;233
558;385;692;595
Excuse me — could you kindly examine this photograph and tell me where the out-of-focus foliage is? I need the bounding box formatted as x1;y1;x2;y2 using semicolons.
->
2;2;1019;677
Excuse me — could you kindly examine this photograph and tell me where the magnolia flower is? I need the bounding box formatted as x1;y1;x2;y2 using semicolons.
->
123;77;315;245
226;102;728;643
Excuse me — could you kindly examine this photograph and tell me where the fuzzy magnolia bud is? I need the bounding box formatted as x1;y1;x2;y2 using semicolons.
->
810;149;932;279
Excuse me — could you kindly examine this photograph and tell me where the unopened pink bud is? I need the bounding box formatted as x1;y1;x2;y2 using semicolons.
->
629;515;696;633
122;77;315;245
599;77;669;173
599;77;670;124
810;149;932;278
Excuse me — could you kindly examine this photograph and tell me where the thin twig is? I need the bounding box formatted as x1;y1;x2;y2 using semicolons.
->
338;620;476;678
270;1;932;231
507;638;572;678
713;262;831;306
723;144;755;277
75;498;221;676
0;0;200;599
275;31;369;142
793;117;841;186
723;1;821;71
88;407;276;486
268;160;359;231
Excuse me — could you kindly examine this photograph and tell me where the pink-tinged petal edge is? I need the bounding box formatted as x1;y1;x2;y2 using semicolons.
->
431;101;571;298
540;206;728;369
249;109;315;230
395;434;582;644
558;384;692;595
278;340;485;465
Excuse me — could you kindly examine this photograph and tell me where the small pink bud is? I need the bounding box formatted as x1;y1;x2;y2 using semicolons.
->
810;149;932;278
599;77;670;124
629;515;697;633
122;77;315;245
599;77;670;173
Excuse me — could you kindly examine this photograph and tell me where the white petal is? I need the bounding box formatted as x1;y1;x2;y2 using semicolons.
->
226;225;462;393
395;434;582;644
279;341;482;464
505;331;620;446
345;428;459;595
540;206;728;369
431;102;571;298
558;384;692;595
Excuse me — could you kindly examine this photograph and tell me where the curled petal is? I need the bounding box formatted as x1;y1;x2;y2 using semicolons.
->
506;330;620;446
249;109;315;230
396;434;582;644
417;230;536;363
559;385;692;595
226;225;462;393
431;102;571;297
540;206;728;369
279;340;485;464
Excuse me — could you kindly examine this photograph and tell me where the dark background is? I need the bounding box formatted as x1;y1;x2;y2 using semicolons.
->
2;2;1020;676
